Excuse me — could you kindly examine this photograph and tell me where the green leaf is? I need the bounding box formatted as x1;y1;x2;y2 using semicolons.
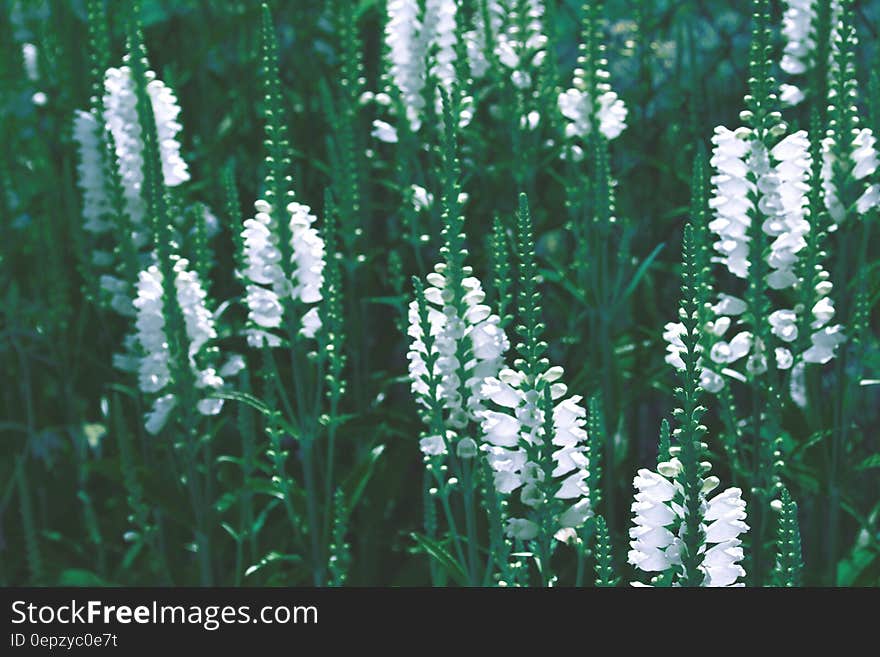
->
409;532;468;586
58;569;110;586
621;242;665;301
209;390;272;416
856;454;880;471
245;551;303;578
343;444;385;511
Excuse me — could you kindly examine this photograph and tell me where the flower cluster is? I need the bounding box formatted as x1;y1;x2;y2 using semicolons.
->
479;367;593;541
557;6;627;150
73;110;113;237
822;127;880;225
133;258;239;434
779;0;842;106
690;125;844;390
466;0;547;91
241;198;326;348
628;458;749;586
407;264;509;452
73;62;191;320
374;0;464;142
103;64;189;232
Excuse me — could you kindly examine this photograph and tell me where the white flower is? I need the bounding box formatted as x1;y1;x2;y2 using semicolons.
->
558;86;627;143
709;126;753;278
628;460;748;586
701;487;748;587
133;259;228;434
133;266;171;395
219;354;247;377
288;202;325;305
628;466;680;572
384;0;427;132
424;0;457;92
479;367;593;537
145;394;177;436
22;43;39;81
764;131;810;291
823;128;879;224
73;110;113;235
420;434;447;457
410;185;433;211
100;274;136;317
464;1;504;78
704;124;843;390
803;325;846;364
505;518;539;541
769;309;798;342
779;0;842;106
103;65;189;232
241;198;326;346
146;74;190;186
408;264;509;431
371;119;398;143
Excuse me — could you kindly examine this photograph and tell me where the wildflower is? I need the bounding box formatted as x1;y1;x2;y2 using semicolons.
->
628;458;748;586
407;264;509;436
133;258;227;434
22;43;39;81
241;199;326;347
103;64;189;231
779;0;842;106
480;368;593;539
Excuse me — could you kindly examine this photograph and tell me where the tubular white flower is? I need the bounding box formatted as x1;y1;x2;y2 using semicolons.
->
662;321;725;394
145;74;190;186
628;466;681;572
702;487;748;587
779;0;842;107
764;131;810;291
464;1;504;79
103;65;189;233
424;0;457;92
22;43;39;81
628;459;748;586
385;0;427;132
709;126;753;278
558;31;628;145
289;202;326;306
702;125;843;391
407;264;509;437
133;259;227;435
479;366;593;539
241;198;326;346
73;110;113;235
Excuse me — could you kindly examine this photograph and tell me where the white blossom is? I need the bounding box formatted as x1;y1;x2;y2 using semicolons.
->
479;366;593;539
103;65;189;233
628;459;748;586
73;110;113;235
133;258;227;434
779;0;842;107
241;198;326;346
407;264;509;438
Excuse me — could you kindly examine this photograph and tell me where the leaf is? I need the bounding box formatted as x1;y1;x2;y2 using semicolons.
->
58;569;110;586
343;444;385;511
409;533;468;586
621;242;665;301
856;454;880;471
244;551;303;578
209;391;299;437
209;390;272;416
121;541;145;570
